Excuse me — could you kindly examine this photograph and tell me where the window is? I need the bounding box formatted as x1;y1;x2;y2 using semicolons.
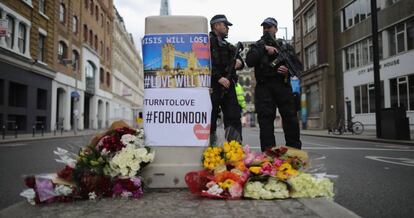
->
5;15;14;49
0;79;4;106
85;62;95;78
344;36;383;71
58;41;67;61
390;75;414;110
85;0;88;9
72;16;78;34
106;47;110;61
7;115;26;131
17;23;26;53
305;43;317;69
37;89;47;110
89;30;93;45
355;82;385;114
100;41;104;55
39;0;45;14
295;19;301;40
95;6;99;21
106;72;111;86
304;6;316;33
38;34;45;62
8;82;27;108
72;50;79;71
100;68;105;83
342;0;380;31
107;21;110;33
90;0;94;15
101;14;104;26
388;23;406;56
94;35;98;50
408;18;414;50
59;4;65;23
83;25;88;42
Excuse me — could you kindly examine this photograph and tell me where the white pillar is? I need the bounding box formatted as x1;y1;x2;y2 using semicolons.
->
64;88;71;131
91;96;98;129
24;23;31;57
50;81;57;130
13;19;19;52
78;91;85;130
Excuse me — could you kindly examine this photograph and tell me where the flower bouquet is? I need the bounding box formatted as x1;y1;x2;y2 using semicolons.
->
20;121;154;205
185;140;249;199
243;146;334;199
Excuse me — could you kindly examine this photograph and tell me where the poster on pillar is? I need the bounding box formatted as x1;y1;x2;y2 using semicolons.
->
142;33;211;146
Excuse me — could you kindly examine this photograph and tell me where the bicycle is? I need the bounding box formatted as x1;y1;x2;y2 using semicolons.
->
328;117;364;135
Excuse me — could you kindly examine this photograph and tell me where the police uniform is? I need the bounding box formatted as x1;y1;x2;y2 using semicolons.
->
209;15;244;143
245;17;302;151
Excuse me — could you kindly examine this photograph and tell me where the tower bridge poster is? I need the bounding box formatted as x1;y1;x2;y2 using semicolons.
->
142;33;212;146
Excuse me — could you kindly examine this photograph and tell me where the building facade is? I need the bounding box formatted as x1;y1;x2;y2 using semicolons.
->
0;0;56;133
293;0;337;129
112;7;144;128
333;0;414;130
50;0;114;131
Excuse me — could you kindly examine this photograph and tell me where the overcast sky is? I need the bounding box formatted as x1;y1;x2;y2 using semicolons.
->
114;0;294;53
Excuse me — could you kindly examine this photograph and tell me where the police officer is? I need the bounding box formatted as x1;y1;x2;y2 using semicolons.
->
209;14;244;144
246;17;302;151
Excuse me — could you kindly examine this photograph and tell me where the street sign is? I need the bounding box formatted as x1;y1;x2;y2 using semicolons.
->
0;19;8;37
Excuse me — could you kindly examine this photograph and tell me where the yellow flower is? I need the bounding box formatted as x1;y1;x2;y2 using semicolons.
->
276;162;298;180
249;166;262;174
90;160;100;166
219;179;235;190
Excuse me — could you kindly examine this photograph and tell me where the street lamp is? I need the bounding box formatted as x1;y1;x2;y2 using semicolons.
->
61;59;79;136
278;27;288;40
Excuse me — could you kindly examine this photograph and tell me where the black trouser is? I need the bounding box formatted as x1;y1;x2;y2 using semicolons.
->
210;82;242;142
255;78;301;151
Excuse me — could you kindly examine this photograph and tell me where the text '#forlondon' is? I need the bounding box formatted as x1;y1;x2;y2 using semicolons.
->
145;111;207;124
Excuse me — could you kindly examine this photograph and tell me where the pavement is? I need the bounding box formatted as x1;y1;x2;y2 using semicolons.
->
0;189;359;218
0;129;101;144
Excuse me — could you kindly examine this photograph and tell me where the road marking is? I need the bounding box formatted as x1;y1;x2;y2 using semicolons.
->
365;156;414;167
250;146;414;152
0;143;27;147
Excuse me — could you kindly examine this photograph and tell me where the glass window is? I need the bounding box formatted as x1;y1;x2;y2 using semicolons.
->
361;84;368;113
398;77;408;109
305;43;317;69
95;6;99;21
8;82;27;108
100;68;104;83
38;34;45;62
106;72;111;86
39;0;45;14
409;75;414;110
83;25;88;42
37;89;47;110
90;0;94;15
58;41;67;61
355;86;361;114
59;4;65;23
72;50;79;71
304;6;316;33
407;18;414;50
17;24;26;53
72;16;78;33
390;78;398;107
388;27;396;56
0;79;4;105
86;62;95;78
6;15;14;49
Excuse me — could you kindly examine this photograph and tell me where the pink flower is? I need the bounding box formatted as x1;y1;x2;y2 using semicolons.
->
228;183;243;198
261;162;276;176
273;159;283;168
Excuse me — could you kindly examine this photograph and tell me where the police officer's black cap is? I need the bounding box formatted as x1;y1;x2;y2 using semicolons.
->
261;17;278;28
210;14;233;26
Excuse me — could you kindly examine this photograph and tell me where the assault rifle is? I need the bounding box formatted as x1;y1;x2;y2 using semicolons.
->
262;32;303;79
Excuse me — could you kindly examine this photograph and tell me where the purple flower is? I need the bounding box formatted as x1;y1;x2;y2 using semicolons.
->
131;177;142;187
132;187;144;199
112;183;123;196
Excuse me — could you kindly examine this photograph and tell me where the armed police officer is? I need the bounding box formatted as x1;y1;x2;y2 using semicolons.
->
209;15;244;144
246;17;303;151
